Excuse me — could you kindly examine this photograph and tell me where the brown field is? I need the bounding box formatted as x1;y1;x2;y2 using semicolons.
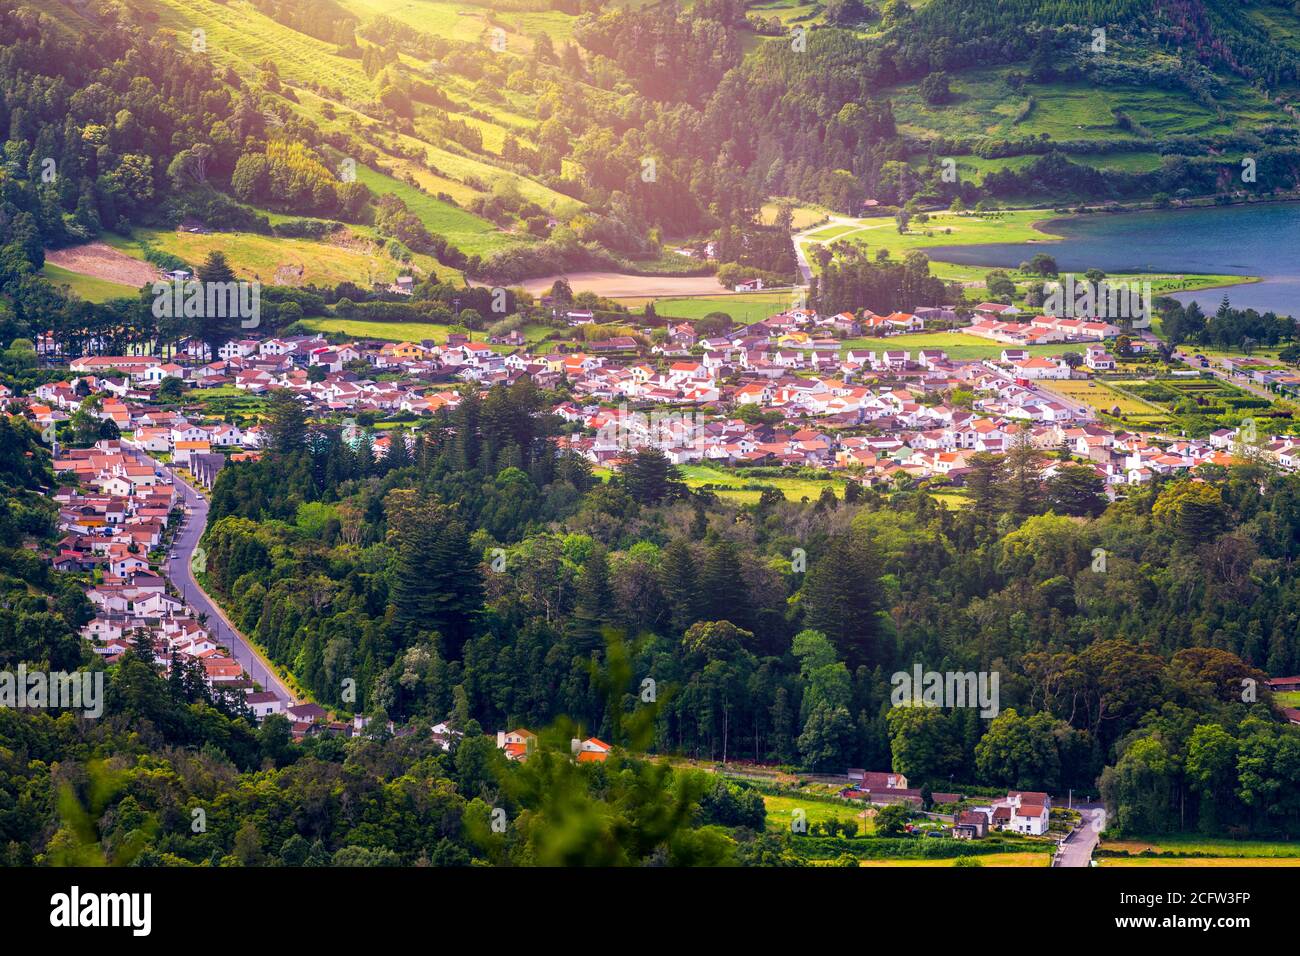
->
45;242;157;288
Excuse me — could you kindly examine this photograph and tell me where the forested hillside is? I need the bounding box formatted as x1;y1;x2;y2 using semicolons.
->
3;0;1297;317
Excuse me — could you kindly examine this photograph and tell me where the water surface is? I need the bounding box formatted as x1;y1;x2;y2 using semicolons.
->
928;202;1300;316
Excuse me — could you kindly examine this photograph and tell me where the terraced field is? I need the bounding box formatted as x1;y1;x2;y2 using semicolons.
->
142;0;376;100
103;227;447;288
349;163;527;259
894;69;1257;143
135;0;582;239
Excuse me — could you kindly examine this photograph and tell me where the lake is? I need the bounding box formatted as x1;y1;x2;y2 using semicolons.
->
928;202;1300;316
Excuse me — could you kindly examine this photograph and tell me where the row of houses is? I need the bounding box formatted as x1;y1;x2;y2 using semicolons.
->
842;770;1053;837
46;441;260;700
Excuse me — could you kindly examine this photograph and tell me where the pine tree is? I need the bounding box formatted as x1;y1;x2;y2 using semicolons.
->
623;448;682;504
1004;431;1044;517
571;545;612;652
698;539;753;631
264;389;308;455
801;534;883;668
660;538;703;635
966;452;1004;517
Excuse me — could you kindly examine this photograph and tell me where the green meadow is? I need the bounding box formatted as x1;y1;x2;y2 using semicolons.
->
40;263;137;302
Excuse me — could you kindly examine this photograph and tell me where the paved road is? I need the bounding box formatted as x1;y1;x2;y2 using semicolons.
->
989;365;1097;422
1057;806;1104;867
793;231;814;285
139;453;293;704
1171;348;1276;401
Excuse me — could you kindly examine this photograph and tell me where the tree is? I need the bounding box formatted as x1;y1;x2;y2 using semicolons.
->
1003;431;1044;517
390;500;483;658
698;539;754;631
156;377;184;403
233;821;265;866
621;448;683;505
264;389;308;455
919;71;951;105
974;709;1066;791
885;706;964;781
1153;480;1229;549
194;250;241;362
801;535;883;667
985;270;1016;300
659;538;704;635
571;545;613;650
1046;464;1107;517
874;803;912;837
797;701;856;771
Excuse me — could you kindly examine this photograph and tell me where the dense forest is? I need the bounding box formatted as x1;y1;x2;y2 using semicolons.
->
0;409;779;867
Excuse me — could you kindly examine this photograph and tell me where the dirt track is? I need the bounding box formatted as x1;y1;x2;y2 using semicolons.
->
45;243;157;288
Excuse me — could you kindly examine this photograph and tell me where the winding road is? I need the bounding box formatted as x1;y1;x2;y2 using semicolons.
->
137;451;293;704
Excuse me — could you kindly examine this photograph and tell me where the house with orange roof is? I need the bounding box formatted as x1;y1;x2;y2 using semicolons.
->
497;728;537;761
573;737;612;763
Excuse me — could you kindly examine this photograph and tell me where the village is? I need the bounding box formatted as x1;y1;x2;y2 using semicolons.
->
15;295;1299;736
19;300;1296;506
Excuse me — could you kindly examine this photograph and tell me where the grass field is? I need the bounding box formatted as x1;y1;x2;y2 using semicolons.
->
837;331;1063;360
927;491;974;510
806;223;860;241
299;318;488;344
760;200;830;230
858;852;1050;867
887;65;1284;152
350;163;524;260
819;209;1064;257
676;464;845;502
1102;836;1300;860
650;292;793;324
1042;378;1171;421
40;263;137;302
1101;855;1300;867
805;212;1252;298
763;795;875;834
